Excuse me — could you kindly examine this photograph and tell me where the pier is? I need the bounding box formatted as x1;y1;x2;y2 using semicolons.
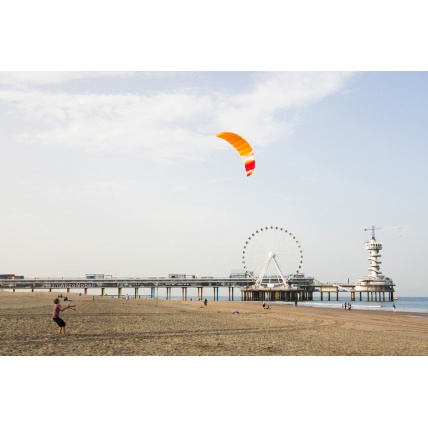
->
238;225;396;302
240;283;395;302
0;276;252;301
0;226;396;302
0;276;394;302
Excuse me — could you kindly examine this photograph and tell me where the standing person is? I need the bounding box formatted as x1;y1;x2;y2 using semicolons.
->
204;298;207;307
125;294;129;303
52;298;76;336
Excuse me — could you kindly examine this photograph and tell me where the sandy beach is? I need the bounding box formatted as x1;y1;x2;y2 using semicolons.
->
1;291;428;356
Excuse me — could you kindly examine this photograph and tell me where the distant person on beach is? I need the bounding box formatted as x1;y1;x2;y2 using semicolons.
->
393;303;396;312
262;302;266;309
125;294;129;303
204;299;207;306
295;300;298;307
52;298;76;336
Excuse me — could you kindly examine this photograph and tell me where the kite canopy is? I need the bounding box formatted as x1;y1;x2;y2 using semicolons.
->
216;132;255;177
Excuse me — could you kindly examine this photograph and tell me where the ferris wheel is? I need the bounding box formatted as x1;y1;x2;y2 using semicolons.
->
242;226;303;288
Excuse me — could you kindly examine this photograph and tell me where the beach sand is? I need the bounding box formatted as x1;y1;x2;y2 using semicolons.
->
1;291;428;356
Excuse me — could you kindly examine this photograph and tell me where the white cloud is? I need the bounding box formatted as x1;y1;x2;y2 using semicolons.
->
214;72;354;146
86;180;133;196
0;72;355;162
0;71;135;87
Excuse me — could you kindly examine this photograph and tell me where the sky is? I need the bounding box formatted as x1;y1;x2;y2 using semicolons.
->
1;70;427;296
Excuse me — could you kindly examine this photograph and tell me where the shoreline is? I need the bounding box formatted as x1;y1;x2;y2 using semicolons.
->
2;289;420;310
1;291;428;356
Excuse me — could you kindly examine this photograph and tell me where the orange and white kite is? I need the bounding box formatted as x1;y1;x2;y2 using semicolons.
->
216;132;255;177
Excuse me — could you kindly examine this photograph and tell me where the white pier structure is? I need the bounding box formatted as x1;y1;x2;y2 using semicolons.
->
355;226;395;290
0;226;397;302
0;276;254;301
240;225;396;302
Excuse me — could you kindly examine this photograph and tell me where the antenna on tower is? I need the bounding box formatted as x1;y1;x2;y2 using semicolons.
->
364;225;402;239
364;226;382;240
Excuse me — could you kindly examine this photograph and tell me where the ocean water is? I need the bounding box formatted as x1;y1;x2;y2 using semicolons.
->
106;288;428;313
9;287;428;314
273;296;428;314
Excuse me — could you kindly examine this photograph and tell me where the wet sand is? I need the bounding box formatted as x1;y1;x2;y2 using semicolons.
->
1;291;428;356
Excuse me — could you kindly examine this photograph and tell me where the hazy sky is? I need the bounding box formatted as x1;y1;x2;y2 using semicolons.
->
1;71;427;295
2;1;428;299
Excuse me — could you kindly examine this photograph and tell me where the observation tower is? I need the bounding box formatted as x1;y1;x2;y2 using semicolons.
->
356;226;395;289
